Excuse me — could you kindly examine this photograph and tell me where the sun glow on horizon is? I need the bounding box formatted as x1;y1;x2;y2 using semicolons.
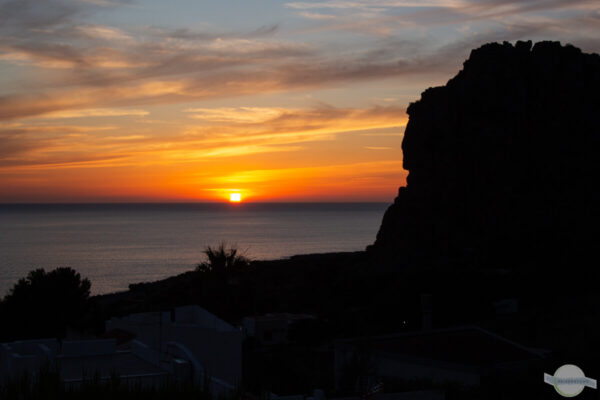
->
229;192;242;202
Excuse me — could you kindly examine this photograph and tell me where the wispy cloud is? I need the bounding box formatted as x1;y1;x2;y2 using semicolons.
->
184;107;285;123
0;48;438;121
286;0;598;21
0;0;456;122
0;0;597;200
33;108;149;119
287;0;600;42
0;105;406;169
1;0;595;126
285;1;466;11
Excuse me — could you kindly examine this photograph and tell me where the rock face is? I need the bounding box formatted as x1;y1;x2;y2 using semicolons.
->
371;41;600;271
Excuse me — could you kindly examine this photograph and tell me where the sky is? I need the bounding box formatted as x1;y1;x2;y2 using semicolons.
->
0;0;598;202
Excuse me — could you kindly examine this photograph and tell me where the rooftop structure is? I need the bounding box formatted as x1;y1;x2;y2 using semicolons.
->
106;305;242;389
243;313;316;346
1;305;241;396
334;326;547;388
0;338;169;387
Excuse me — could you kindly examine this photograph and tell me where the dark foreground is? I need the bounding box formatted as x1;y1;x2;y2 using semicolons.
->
3;249;599;399
94;251;600;398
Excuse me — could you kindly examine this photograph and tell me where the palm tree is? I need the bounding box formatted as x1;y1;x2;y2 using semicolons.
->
196;243;250;275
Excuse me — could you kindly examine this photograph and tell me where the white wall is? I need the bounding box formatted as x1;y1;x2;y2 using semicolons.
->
106;307;242;386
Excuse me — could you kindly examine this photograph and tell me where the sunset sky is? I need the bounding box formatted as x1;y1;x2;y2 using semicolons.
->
1;0;598;202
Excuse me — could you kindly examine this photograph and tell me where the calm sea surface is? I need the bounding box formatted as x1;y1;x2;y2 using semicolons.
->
0;203;388;296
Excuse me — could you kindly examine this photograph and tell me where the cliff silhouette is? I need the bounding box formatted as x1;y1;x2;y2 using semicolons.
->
371;41;600;272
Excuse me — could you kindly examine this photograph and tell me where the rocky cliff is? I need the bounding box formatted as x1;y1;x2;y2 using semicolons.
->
371;41;600;271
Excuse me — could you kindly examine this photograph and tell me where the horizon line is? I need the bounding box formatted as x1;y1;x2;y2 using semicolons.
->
0;201;391;205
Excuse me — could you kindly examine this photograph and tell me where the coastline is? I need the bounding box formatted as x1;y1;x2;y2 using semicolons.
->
0;203;388;297
92;250;367;320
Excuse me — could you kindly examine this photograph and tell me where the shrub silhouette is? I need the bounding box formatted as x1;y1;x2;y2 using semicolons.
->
0;267;91;340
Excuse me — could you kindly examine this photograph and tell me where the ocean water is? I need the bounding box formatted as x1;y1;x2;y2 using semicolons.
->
0;203;388;296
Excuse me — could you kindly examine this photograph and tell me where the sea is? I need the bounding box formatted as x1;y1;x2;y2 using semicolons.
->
0;203;389;296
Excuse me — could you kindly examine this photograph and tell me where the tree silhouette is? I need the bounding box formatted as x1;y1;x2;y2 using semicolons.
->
0;267;91;340
196;243;250;276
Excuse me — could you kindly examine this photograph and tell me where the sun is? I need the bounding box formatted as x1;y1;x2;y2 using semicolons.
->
229;193;242;202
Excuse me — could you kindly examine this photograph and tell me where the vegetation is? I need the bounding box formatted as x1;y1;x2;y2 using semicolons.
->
196;243;250;276
0;267;91;341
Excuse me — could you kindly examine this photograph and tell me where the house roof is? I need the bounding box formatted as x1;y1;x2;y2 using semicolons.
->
246;313;316;322
58;351;167;382
343;326;543;367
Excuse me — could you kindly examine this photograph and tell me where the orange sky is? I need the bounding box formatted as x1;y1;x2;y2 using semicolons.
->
0;0;597;202
1;104;408;202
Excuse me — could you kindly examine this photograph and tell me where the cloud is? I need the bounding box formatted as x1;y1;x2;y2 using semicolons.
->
0;42;443;121
76;24;134;42
184;107;285;123
160;24;280;41
168;145;304;160
1;0;595;125
170;105;406;162
0;0;450;122
210;160;405;185
0;0;79;31
286;0;597;19
298;12;337;20
285;1;465;11
0;105;406;169
0;124;127;168
34;108;149;119
287;0;600;38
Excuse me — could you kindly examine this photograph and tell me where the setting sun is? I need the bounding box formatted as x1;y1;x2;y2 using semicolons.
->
230;193;242;202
